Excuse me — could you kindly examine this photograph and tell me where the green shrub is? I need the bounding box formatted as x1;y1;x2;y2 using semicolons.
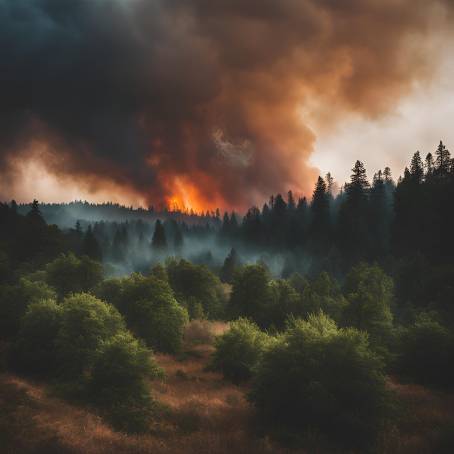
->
211;318;273;383
228;264;274;328
89;331;163;433
166;258;227;319
343;263;394;348
0;278;56;339
266;279;301;330
46;253;103;298
56;293;125;376
150;263;168;282
94;277;124;309
249;312;392;449
118;273;189;353
396;313;454;389
299;272;349;323
11;299;63;376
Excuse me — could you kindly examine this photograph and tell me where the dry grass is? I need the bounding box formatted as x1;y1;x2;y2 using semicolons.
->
183;319;214;345
183;319;228;345
1;322;453;454
381;380;454;453
0;321;288;454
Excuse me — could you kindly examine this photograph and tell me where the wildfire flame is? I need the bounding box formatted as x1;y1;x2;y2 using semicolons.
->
164;176;211;214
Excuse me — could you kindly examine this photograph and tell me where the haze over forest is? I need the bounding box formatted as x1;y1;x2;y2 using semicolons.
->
1;1;454;453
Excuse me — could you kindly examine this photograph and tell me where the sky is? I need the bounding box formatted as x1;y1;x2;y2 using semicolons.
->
0;0;453;211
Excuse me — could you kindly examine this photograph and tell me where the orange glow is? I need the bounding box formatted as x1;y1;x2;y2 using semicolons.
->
164;176;214;214
1;146;148;208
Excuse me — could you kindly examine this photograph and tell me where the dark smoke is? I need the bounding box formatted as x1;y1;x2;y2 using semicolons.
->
0;0;452;209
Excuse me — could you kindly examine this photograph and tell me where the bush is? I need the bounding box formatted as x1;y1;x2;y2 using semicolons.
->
11;299;63;376
46;253;103;298
166;259;227;319
56;293;125;376
343;263;394;347
94;277;124;309
0;278;56;339
89;331;163;433
228;264;274;328
299;272;349;323
249;312;392;449
396;313;454;389
211;318;273;383
266;279;301;330
117;273;189;353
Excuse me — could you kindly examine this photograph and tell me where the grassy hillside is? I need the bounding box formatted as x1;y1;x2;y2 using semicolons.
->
1;321;454;454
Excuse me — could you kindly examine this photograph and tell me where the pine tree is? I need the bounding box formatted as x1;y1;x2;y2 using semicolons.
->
348;160;370;195
220;248;240;283
435;141;451;175
325;172;334;196
82;225;102;261
372;170;383;186
10;200;18;214
311;177;328;220
370;169;392;258
337;161;370;262
151;219;167;251
425;153;434;177
410;151;424;183
261;203;270;220
26;199;45;225
287;190;296;211
230;212;239;231
272;194;287;218
75;221;82;236
383;167;392;183
310;176;330;251
242;207;262;243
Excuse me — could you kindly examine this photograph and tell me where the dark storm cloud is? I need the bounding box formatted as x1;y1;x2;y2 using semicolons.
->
0;0;452;208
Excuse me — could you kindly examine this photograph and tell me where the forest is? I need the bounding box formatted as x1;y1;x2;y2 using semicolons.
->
1;142;454;453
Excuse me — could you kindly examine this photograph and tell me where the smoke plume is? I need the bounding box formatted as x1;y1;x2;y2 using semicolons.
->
0;0;452;210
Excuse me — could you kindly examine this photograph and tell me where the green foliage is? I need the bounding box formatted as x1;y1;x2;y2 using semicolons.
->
220;248;240;284
228;264;274;327
46;253;103;298
56;293;125;376
229;265;314;329
11;299;63;376
288;272;308;294
166;258;226;319
395;259;454;325
211;318;273;383
343;263;394;347
249;312;392;449
0;278;57;339
337;161;371;262
266;279;301;330
94;277;124;309
298;272;349;323
89;331;163;433
106;273;189;353
150;263;168;282
82;225;102;261
9;287;162;434
396;313;454;389
0;250;10;283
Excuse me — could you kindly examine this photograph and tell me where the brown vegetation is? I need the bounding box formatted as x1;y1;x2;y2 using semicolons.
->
1;321;453;454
